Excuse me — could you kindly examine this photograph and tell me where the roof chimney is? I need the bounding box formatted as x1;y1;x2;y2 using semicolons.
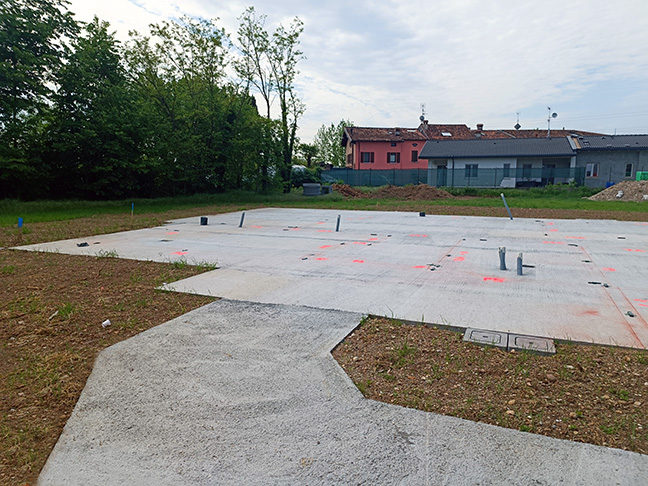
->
476;123;484;131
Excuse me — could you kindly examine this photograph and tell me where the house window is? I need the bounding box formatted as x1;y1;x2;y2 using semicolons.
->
411;150;418;162
465;164;478;178
387;152;400;164
390;142;397;147
625;163;633;178
522;164;532;178
503;163;511;177
347;154;352;166
360;152;374;164
586;163;599;178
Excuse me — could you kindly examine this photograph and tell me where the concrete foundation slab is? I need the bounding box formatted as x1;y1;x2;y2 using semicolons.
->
38;300;648;485
16;209;648;348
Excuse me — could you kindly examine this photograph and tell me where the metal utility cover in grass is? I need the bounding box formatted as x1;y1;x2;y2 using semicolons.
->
16;208;648;349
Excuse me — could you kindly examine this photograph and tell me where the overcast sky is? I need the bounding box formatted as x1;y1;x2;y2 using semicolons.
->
67;0;648;142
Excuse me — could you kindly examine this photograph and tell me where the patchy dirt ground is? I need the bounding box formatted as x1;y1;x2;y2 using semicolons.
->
589;181;648;202
332;183;454;200
0;250;215;486
333;317;648;454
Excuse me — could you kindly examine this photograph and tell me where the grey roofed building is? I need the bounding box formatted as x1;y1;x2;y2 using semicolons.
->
419;137;576;159
573;134;648;150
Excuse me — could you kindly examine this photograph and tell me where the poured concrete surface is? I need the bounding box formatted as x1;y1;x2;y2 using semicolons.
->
19;208;648;348
38;300;648;485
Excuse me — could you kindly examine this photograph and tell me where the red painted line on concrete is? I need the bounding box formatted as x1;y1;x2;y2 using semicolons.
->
290;228;301;231
639;304;648;308
353;242;367;245
319;245;332;249
317;230;332;233
602;267;616;272
165;232;179;235
453;257;465;262
316;222;325;224
315;257;328;261
368;238;379;241
483;277;505;283
635;299;648;303
409;234;429;237
547;223;555;225
460;251;469;255
353;260;364;263
582;310;600;316
549;229;559;232
543;241;565;245
624;249;646;252
566;236;586;239
171;251;188;256
250;225;262;228
412;265;427;269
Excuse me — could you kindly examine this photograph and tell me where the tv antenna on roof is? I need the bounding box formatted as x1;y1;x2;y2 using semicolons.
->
547;107;558;138
514;112;521;130
420;103;427;122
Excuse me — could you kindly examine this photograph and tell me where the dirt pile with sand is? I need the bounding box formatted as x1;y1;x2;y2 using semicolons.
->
332;184;454;201
588;181;648;202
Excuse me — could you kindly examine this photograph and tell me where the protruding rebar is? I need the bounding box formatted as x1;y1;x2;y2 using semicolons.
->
517;252;523;275
239;212;245;228
336;214;341;232
499;246;507;270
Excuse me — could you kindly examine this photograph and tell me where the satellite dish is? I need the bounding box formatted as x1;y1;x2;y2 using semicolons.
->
420;115;425;121
514;123;521;130
552;112;558;118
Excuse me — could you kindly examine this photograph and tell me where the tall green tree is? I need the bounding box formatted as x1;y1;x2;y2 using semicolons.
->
236;7;305;192
125;16;233;195
0;0;78;197
45;17;147;198
298;143;318;167
314;119;354;167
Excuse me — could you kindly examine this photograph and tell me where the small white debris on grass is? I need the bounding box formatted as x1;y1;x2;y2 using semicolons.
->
101;319;111;328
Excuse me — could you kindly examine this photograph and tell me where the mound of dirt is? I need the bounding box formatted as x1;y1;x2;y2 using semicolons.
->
332;184;454;201
588;180;648;202
332;184;366;198
374;184;454;200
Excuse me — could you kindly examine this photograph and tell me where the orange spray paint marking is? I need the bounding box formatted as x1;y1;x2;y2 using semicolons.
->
317;230;332;233
166;231;179;235
316;222;325;225
543;241;565;245
171;251;188;256
315;257;328;261
460;251;469;255
319;245;332;249
625;249;646;252
635;299;648;303
566;236;585;239
409;234;429;237
368;238;379;241
547;223;555;225
549;229;558;232
250;225;262;228
353;260;364;263
353;241;367;245
483;277;505;283
602;267;616;272
453;257;465;262
583;310;599;316
412;265;427;269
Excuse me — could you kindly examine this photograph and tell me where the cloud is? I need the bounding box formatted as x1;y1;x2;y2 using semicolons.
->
66;0;648;139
